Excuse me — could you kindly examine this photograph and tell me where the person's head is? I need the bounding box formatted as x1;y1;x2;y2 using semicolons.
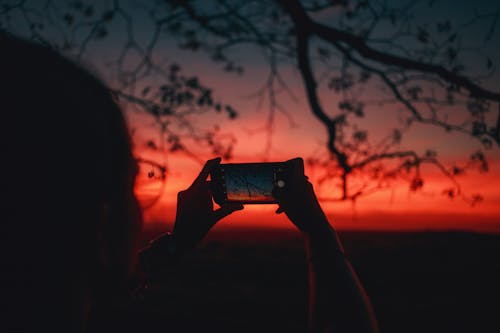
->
0;31;142;329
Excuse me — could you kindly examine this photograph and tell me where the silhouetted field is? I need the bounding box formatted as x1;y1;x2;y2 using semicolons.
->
90;227;500;333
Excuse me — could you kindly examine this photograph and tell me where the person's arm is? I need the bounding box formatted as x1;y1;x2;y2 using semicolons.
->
137;157;243;274
303;216;378;333
273;158;379;333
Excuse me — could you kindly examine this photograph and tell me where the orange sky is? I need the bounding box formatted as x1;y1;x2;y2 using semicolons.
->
3;0;498;234
131;106;500;233
122;5;500;234
134;157;500;233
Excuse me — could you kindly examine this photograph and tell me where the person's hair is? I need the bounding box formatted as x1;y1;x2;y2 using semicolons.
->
0;31;142;329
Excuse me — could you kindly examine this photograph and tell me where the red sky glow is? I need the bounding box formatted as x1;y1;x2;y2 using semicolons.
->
115;0;500;234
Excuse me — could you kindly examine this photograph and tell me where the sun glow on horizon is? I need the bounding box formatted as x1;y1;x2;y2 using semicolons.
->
133;147;500;233
124;30;500;234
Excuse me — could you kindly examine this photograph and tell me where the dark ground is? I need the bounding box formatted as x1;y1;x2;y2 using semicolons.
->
90;227;500;333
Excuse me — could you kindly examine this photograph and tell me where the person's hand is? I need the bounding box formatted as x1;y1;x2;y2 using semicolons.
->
273;157;330;234
173;157;244;253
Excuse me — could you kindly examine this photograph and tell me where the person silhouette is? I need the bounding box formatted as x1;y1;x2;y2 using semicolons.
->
0;31;378;333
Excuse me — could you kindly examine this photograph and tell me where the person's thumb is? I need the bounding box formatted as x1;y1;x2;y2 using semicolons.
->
213;203;244;222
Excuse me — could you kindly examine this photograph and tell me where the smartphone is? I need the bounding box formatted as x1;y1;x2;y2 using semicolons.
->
210;162;287;205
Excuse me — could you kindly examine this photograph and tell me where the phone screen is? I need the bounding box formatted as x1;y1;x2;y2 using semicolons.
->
217;163;284;203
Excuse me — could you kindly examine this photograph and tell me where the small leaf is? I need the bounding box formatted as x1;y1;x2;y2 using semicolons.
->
410;177;424;191
436;21;451;33
407;86;422;100
425;149;437;158
95;26;108;39
393;129;402;144
359;70;371;83
338;101;353;111
63;14;74;26
470;194;483;206
451;166;464;175
389;13;397;25
84;6;94;17
446;47;457;64
185;77;199;88
472;121;486;136
102;10;114;21
481;138;492;149
486;57;493;69
470;151;485;162
225;105;238;119
146;140;157;150
417;27;429;43
353;130;367;142
141;86;150;96
442;188;455;198
170;63;180;72
353;103;364;117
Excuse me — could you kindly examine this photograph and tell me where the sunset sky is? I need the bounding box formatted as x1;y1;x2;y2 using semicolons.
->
133;123;500;233
114;0;499;233
5;0;500;232
130;60;499;232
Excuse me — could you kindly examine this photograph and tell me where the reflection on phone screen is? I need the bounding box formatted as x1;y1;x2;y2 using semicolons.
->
223;164;275;202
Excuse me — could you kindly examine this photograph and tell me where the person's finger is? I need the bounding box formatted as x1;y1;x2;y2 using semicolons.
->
288;157;305;177
192;157;221;187
213;203;244;222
